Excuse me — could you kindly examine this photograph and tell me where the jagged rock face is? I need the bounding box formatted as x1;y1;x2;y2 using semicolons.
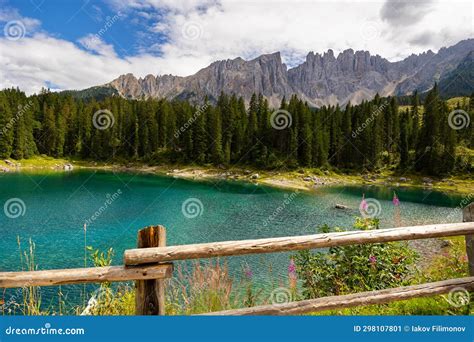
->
178;52;293;105
106;39;474;107
109;73;185;99
287;49;396;106
110;53;293;106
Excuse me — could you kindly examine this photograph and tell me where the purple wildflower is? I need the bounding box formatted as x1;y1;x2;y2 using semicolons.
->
360;193;368;211
392;192;400;206
369;255;377;265
288;259;297;277
244;266;253;280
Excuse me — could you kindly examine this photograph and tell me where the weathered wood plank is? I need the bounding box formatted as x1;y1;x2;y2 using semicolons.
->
0;263;173;289
124;222;474;265
135;225;167;315
464;203;474;276
204;276;474;315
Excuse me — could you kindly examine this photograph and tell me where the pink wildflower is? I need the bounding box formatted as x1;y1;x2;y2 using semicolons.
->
288;259;297;278
360;193;368;211
244;266;253;280
369;255;377;265
392;192;400;206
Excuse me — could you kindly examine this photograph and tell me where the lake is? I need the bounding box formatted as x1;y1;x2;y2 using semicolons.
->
0;170;465;311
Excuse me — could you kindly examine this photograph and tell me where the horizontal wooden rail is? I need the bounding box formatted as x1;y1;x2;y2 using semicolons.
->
204;276;474;315
0;263;173;289
124;222;474;265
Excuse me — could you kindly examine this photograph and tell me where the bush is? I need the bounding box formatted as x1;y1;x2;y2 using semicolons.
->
294;218;418;299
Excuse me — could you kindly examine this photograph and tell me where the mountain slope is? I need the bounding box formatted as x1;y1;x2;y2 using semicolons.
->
439;50;474;98
75;39;474;106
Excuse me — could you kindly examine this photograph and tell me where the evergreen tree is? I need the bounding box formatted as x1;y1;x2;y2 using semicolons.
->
399;110;410;169
0;93;13;158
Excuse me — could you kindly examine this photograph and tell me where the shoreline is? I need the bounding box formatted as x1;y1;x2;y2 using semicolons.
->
2;157;473;195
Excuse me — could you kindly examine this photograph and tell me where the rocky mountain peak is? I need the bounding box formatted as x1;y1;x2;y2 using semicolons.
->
103;38;474;107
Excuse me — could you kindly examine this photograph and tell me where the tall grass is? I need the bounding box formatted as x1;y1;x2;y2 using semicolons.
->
166;260;236;314
0;238;45;315
79;260;265;315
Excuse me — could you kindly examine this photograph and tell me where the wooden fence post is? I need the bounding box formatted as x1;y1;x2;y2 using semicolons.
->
464;203;474;276
135;225;167;315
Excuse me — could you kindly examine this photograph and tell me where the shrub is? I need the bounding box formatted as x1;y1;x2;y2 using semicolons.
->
294;218;418;299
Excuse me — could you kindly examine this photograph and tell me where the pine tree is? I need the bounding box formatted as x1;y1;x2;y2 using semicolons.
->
208;107;224;164
193;100;207;163
410;91;420;150
0;93;13;158
399;110;410;169
416;84;441;173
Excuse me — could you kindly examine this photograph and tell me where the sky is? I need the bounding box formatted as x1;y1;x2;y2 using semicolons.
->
0;0;472;94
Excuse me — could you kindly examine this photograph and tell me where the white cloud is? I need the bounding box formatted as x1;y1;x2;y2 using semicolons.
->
0;0;472;94
0;34;215;94
78;34;118;57
153;0;472;64
0;7;41;33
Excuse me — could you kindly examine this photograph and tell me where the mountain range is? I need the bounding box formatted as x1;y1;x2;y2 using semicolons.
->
73;38;474;107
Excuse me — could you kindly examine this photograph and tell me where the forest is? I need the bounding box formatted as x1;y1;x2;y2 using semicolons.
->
0;85;472;176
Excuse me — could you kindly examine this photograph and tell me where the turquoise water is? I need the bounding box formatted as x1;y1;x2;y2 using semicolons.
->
0;170;466;310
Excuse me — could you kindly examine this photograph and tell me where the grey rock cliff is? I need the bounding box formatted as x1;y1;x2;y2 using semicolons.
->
105;38;474;107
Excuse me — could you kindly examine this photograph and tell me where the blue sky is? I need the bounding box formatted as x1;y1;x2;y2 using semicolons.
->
3;0;167;57
0;0;472;94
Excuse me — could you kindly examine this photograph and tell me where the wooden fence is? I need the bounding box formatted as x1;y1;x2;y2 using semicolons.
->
1;203;473;315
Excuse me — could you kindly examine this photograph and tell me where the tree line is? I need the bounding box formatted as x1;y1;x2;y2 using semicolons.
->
0;86;472;175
